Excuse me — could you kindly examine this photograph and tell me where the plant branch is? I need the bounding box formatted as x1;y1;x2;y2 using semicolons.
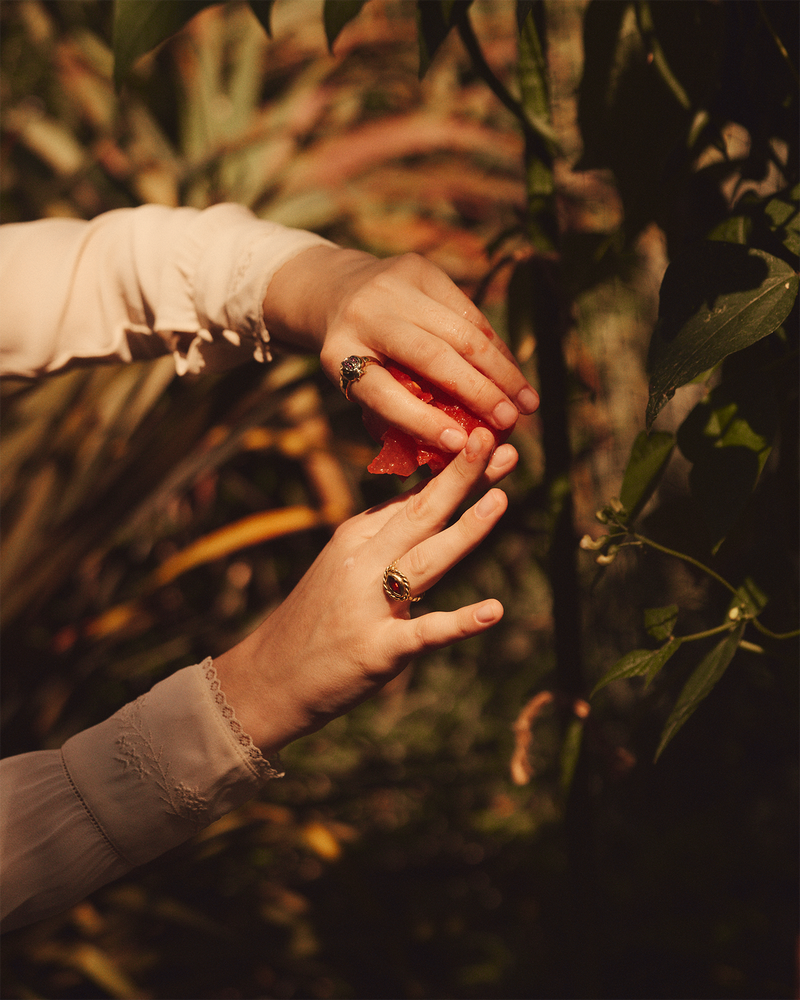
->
756;0;800;87
635;1;691;111
454;7;557;167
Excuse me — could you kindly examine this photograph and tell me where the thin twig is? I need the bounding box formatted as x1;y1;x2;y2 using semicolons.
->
631;532;738;596
454;7;557;168
756;0;800;87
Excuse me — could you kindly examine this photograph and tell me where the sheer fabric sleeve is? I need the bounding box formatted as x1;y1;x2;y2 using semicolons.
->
0;660;282;933
0;203;333;379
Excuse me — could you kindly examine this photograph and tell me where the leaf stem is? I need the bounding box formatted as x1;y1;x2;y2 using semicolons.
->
631;532;738;595
677;622;737;643
750;619;800;641
635;1;691;111
756;0;800;87
622;529;799;641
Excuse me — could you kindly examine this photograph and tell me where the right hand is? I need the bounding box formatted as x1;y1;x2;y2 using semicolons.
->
263;245;539;453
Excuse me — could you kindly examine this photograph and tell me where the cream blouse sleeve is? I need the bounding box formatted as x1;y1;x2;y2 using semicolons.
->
0;660;283;933
0;202;333;378
0;204;333;931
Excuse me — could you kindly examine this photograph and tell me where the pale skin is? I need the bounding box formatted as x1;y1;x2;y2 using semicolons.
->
262;245;540;451
216;246;537;756
215;427;517;756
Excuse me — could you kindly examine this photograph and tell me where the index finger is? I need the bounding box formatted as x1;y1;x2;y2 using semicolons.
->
370;427;497;562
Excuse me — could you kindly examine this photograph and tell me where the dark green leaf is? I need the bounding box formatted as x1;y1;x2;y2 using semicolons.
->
515;0;536;35
644;605;679;642
677;369;779;550
618;430;675;521
647;243;799;427
112;0;219;89
323;0;367;51
592;638;682;697
559;717;584;797
764;184;799;258
416;1;471;78
655;622;745;760
248;0;276;37
731;577;768;618
708;214;751;246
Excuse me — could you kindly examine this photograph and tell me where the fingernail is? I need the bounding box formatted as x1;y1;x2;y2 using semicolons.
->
439;426;468;452
492;400;518;428
487;444;513;472
475;601;499;624
475;490;499;518
465;429;485;460
517;386;539;413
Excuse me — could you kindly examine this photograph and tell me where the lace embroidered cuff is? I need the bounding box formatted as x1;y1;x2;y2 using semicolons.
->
61;661;281;869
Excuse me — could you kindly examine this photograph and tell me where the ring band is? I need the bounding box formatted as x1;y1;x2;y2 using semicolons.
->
339;355;383;400
383;562;424;603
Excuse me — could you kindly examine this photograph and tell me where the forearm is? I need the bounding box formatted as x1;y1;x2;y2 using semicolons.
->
0;204;332;379
0;660;281;932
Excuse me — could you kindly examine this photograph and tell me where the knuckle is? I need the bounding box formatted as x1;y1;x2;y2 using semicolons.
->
406;488;431;522
405;546;430;579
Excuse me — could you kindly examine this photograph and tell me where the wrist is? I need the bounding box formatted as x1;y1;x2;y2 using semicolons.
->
262;244;367;354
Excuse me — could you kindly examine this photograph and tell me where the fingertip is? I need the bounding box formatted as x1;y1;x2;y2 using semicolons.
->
491;400;519;430
475;599;503;625
465;426;495;461
439;425;468;452
487;443;518;475
517;386;539;413
474;487;507;519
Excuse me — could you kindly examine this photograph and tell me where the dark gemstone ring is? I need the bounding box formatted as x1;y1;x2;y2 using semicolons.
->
339;355;383;400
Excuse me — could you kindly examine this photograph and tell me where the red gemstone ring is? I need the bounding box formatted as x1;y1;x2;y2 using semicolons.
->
383;562;424;603
339;355;383;400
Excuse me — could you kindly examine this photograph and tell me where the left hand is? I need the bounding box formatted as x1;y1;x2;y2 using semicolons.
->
263;245;539;454
213;428;516;754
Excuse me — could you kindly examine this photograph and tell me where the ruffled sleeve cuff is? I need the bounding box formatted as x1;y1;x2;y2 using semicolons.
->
60;659;282;869
149;203;334;375
0;204;334;379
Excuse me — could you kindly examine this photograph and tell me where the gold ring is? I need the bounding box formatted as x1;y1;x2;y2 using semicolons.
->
339;355;383;400
383;562;424;603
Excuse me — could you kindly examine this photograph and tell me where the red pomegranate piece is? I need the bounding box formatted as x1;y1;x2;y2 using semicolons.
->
364;364;508;477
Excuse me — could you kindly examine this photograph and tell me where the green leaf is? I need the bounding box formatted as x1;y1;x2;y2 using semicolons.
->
323;0;367;50
644;605;679;642
592;638;682;697
764;184;799;258
677;369;779;550
515;0;536;34
559;717;584;797
618;430;675;521
708;214;751;246
248;0;276;37
654;622;745;760
646;243;799;427
416;1;470;78
112;0;219;89
731;577;768;618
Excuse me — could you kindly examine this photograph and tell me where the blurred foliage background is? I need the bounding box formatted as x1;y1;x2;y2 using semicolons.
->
0;1;797;998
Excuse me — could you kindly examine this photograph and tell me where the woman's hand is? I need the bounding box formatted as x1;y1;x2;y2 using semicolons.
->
213;428;516;755
263;245;539;455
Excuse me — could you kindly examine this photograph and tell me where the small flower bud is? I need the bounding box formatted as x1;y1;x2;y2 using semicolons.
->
580;534;607;551
596;545;619;566
609;497;625;514
728;606;741;621
595;509;609;524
